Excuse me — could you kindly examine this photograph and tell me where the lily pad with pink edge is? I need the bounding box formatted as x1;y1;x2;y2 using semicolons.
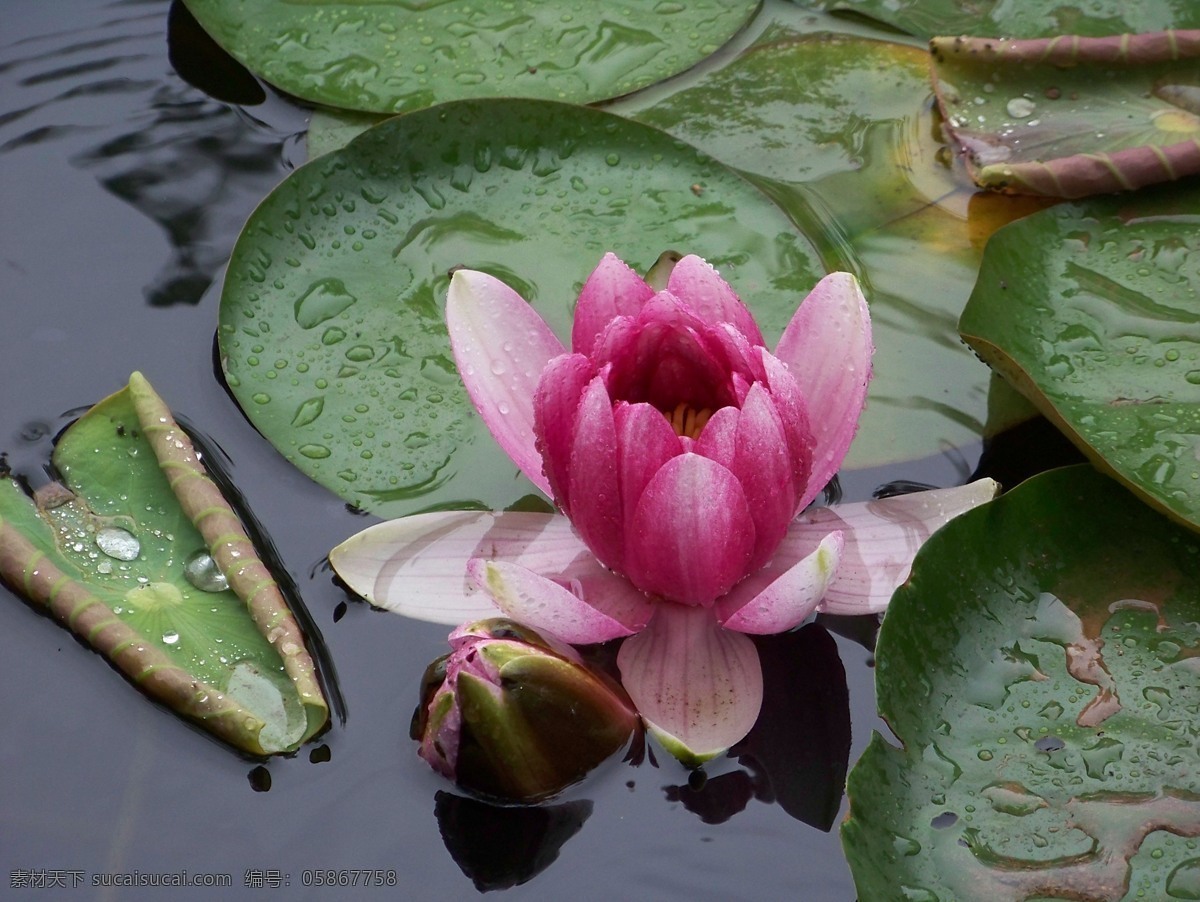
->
931;30;1200;198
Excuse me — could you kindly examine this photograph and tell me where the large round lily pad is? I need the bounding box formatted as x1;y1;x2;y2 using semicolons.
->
218;98;822;517
181;0;758;114
959;183;1200;534
842;465;1200;901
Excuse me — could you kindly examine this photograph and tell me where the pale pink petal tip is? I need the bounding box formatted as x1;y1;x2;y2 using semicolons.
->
445;268;565;497
617;604;763;764
718;530;843;634
467;558;643;645
571;253;654;355
666;255;765;346
329;511;506;625
805;478;1001;616
775;271;873;510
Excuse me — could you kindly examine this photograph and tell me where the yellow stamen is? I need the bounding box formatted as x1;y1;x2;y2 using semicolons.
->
667;402;713;439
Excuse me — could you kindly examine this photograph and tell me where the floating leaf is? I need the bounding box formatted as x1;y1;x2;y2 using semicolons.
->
307;108;389;160
218;98;821;517
842;465;1200;901
181;0;757;114
614;17;995;467
959;184;1200;532
814;0;1200;40
0;373;329;755
932;32;1200;197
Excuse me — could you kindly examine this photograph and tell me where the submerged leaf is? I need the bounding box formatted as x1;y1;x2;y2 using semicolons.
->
0;374;329;755
932;31;1200;197
842;466;1200;901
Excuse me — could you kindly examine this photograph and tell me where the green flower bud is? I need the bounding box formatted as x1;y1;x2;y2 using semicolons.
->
412;619;638;801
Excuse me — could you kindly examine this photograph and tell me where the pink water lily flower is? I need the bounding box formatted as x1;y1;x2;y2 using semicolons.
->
331;254;999;761
452;253;873;609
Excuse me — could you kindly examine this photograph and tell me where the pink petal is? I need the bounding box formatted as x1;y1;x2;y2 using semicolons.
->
467;559;653;644
625;454;755;606
533;354;593;513
785;479;1000;615
617;603;763;763
694;406;739;467
666;255;766;347
593;294;746;412
717;531;843;634
613;402;683;532
329;511;597;624
758;350;815;500
567;377;624;570
724;383;798;569
571;253;654;355
446;269;566;497
773;272;873;510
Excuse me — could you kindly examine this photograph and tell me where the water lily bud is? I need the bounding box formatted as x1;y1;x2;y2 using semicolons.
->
411;619;638;801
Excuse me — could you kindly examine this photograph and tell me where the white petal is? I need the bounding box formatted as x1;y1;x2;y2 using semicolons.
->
329;511;596;625
796;479;1001;615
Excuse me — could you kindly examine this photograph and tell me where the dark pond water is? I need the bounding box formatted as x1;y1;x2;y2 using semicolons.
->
0;2;1033;899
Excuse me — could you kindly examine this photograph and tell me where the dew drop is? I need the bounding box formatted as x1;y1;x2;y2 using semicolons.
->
298;444;332;459
1166;857;1200;898
162;630;180;646
294;279;357;329
1006;97;1036;119
183;551;229;593
96;527;140;561
291;397;324;428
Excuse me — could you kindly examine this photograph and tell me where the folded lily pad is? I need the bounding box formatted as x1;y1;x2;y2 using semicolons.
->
814;0;1200;40
932;31;1200;197
218;98;821;517
842;465;1200;901
959;183;1200;533
0;373;329;755
181;0;757;114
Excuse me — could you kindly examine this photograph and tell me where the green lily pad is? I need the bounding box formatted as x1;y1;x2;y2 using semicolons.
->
613;18;1000;468
932;32;1200;198
181;0;757;114
815;0;1200;40
959;184;1200;533
218;98;822;517
842;465;1200;901
306;108;391;161
0;374;329;755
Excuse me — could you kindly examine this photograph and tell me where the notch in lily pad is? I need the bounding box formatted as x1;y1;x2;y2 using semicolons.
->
0;373;330;755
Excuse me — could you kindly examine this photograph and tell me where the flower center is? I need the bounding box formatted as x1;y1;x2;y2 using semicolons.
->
665;402;713;439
